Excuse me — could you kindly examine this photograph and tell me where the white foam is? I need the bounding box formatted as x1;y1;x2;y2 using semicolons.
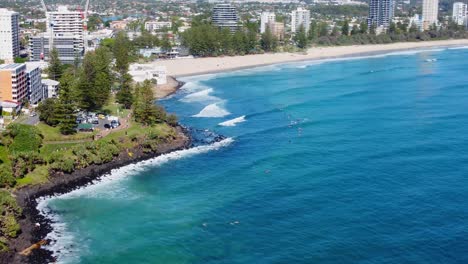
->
36;138;234;264
180;88;220;103
448;46;468;50
219;115;246;127
193;103;230;118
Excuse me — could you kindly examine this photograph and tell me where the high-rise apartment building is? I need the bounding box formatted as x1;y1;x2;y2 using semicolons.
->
453;2;467;26
260;12;276;33
30;34;84;64
0;64;28;103
212;4;240;32
422;0;439;30
30;6;85;63
0;9;20;63
367;0;394;32
291;8;310;33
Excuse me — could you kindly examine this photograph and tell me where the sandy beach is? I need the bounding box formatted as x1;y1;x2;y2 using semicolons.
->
153;39;468;77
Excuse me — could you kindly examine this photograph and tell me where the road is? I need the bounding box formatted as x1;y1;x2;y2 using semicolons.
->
19;114;39;125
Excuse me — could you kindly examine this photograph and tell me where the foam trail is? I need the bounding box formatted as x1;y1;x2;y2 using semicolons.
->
193;103;230;118
219;115;246;127
180;88;220;103
448;46;468;50
36;138;234;264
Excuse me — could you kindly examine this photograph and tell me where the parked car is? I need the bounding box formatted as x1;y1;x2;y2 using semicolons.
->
110;120;119;129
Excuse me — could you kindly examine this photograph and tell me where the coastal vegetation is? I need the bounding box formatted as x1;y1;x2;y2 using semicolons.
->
0;29;183;254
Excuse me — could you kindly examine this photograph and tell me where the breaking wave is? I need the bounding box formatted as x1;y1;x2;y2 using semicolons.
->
193;103;230;118
219;115;246;127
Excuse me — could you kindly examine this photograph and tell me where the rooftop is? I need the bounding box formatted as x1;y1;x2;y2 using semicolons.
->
42;79;59;85
0;64;25;71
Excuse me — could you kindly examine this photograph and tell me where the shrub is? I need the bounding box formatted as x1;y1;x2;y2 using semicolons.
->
0;165;15;188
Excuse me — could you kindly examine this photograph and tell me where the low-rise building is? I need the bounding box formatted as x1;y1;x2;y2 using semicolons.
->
145;21;172;32
129;64;167;85
42;79;59;99
0;63;28;103
268;21;285;40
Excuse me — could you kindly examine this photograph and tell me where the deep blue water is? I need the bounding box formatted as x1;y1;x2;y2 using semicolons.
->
41;47;468;264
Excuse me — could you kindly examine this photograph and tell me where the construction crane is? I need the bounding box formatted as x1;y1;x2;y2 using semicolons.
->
82;0;90;50
39;0;53;60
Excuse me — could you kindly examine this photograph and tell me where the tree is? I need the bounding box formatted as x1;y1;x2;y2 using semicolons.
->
113;31;131;75
294;24;308;49
369;24;377;35
309;21;318;40
351;25;359;35
341;20;350;36
319;22;329;37
48;48;63;80
133;80;166;125
77;47;113;111
260;25;277;52
116;73;134;109
360;22;368;34
36;98;59;126
161;34;172;52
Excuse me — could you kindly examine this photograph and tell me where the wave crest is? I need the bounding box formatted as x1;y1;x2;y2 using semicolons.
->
193;103;230;118
219;115;246;127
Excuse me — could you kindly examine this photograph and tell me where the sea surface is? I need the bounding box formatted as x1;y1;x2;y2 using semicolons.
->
39;47;468;264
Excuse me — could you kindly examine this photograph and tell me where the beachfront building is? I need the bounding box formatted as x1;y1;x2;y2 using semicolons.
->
367;0;394;32
212;4;240;32
291;7;310;33
422;0;439;30
0;9;20;63
268;21;285;40
129;64;167;85
453;2;467;26
145;21;172;32
25;63;43;105
41;79;59;99
260;12;276;33
0;64;28;103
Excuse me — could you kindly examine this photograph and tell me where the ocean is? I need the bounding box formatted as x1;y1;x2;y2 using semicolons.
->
39;47;468;264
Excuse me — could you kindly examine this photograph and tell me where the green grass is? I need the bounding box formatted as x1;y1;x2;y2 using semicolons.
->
0;145;9;166
40;142;78;160
7;124;42;154
103;94;131;118
16;165;49;187
37;123;96;142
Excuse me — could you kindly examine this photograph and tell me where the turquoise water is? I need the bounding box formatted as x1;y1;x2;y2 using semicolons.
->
41;47;468;264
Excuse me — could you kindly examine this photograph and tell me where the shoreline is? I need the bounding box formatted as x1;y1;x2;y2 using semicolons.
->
5;126;191;264
152;39;468;78
154;76;186;99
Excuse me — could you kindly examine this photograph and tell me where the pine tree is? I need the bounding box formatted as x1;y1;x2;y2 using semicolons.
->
116;73;134;109
351;25;359;35
260;25;277;52
113;31;131;75
52;70;78;134
294;25;308;49
48;48;63;81
308;21;318;40
133;80;166;125
360;22;368;34
342;20;350;36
